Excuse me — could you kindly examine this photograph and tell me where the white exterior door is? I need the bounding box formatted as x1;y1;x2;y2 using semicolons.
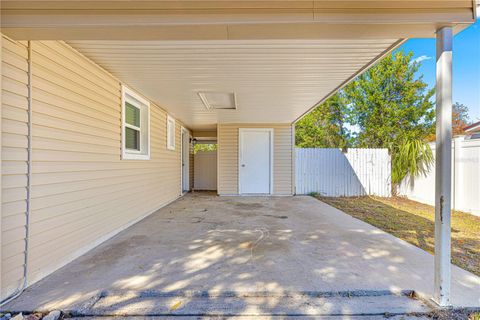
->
239;129;273;194
181;127;190;192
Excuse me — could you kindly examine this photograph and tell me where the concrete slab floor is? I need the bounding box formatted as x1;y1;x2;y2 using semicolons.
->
69;316;432;320
3;193;479;314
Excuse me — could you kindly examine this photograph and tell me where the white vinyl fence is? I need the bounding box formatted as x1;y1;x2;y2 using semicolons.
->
399;137;480;217
295;148;391;197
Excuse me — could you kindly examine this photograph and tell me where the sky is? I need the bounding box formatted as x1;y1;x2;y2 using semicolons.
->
397;21;480;122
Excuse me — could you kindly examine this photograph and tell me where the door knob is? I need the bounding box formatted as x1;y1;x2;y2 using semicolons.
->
241;164;245;167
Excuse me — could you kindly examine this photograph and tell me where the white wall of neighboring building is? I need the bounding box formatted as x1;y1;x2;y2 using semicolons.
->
399;137;480;217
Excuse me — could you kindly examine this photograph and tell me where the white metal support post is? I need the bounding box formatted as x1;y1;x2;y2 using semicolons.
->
434;26;453;307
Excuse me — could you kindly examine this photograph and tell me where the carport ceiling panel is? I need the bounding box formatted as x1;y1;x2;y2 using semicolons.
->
68;39;400;129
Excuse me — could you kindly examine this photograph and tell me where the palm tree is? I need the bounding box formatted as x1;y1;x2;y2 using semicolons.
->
392;138;434;193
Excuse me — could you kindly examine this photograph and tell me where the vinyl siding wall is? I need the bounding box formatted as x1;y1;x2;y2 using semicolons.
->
1;36;188;299
217;124;293;196
1;37;29;299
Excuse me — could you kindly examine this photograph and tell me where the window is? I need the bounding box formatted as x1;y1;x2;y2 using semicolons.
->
167;115;175;150
122;86;150;160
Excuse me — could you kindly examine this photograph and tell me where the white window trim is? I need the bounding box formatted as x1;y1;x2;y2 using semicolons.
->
167;115;176;150
121;85;151;160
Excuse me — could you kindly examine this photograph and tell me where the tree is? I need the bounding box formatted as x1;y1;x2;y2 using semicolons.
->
452;102;470;136
343;50;435;188
392;138;434;185
426;102;471;141
295;94;350;148
295;50;437;191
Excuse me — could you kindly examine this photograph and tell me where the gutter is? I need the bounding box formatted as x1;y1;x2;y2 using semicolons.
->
0;40;32;306
465;121;480;133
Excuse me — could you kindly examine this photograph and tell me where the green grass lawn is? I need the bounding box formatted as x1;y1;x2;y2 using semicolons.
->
315;196;480;277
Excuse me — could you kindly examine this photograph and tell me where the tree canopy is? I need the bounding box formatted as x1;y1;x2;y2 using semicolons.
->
452;102;471;136
193;143;217;154
425;102;471;141
343;51;435;150
295;94;350;148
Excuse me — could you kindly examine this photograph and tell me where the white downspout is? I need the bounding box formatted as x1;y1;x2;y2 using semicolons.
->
0;40;32;306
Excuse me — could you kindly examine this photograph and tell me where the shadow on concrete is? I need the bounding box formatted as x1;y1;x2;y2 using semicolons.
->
3;193;479;315
317;196;480;278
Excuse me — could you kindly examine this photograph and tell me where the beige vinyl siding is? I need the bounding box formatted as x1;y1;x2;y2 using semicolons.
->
1;37;187;299
217;124;293;195
1;37;29;298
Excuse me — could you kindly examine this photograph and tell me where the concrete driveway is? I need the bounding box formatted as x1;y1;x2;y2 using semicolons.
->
4;193;480;316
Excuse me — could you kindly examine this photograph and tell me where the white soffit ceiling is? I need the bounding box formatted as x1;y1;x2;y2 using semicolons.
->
68;39;400;130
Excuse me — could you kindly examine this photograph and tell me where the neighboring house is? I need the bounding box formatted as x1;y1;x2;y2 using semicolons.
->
465;120;480;139
0;0;477;308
